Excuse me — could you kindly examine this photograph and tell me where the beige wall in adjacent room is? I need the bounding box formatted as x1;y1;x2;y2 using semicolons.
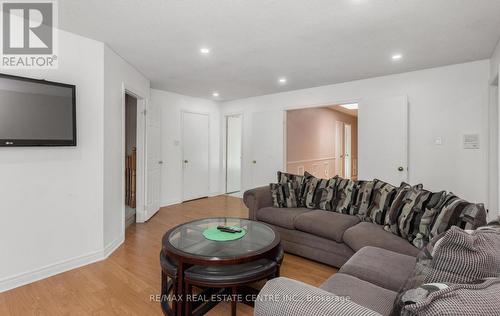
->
286;107;357;178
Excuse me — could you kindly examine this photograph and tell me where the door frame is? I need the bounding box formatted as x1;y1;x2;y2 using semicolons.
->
283;98;360;175
181;110;210;202
121;84;147;231
224;113;244;194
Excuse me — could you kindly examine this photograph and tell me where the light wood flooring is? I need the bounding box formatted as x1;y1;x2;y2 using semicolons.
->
0;195;337;316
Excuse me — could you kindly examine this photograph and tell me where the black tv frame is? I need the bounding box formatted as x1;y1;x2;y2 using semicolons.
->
0;73;76;147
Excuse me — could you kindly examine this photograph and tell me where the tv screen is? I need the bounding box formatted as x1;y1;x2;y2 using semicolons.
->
0;73;76;146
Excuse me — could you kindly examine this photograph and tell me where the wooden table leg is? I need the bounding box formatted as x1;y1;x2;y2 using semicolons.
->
231;287;237;316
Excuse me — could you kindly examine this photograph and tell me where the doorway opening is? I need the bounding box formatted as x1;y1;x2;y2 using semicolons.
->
285;104;358;179
125;93;138;229
225;114;243;195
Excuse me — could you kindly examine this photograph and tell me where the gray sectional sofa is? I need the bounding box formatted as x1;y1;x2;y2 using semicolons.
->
243;186;419;268
243;184;489;315
254;246;416;316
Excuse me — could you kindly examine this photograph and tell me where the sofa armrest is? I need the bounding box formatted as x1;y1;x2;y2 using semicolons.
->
254;277;382;316
243;186;273;220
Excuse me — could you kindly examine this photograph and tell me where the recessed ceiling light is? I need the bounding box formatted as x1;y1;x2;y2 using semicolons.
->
278;77;287;84
212;92;219;97
200;47;211;55
392;54;403;61
339;103;359;110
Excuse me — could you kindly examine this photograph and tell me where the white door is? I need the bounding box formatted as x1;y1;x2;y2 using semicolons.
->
358;95;408;184
145;99;161;221
344;124;352;178
250;110;284;187
226;115;242;193
335;121;343;177
182;112;209;201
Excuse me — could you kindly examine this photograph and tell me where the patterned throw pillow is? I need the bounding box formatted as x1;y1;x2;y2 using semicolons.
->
392;225;500;315
430;193;487;240
332;178;355;214
402;278;500;316
397;187;431;240
277;171;305;206
411;191;447;249
348;180;375;217
366;179;397;224
301;172;320;209
318;177;339;211
313;176;333;208
384;182;412;232
269;182;298;208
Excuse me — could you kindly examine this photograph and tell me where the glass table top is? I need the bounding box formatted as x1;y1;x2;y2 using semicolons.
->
167;218;277;259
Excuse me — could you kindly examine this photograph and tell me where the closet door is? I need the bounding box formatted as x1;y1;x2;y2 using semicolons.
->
226;115;242;193
145;99;161;221
250;110;284;187
182;112;209;201
358;96;408;184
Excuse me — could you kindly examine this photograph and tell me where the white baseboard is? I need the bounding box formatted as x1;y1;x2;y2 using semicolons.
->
103;237;124;258
0;249;102;293
161;198;182;207
0;238;124;293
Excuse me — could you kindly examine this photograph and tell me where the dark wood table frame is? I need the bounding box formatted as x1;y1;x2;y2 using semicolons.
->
161;218;281;316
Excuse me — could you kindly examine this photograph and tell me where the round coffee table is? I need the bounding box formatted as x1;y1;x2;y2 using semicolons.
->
162;217;281;316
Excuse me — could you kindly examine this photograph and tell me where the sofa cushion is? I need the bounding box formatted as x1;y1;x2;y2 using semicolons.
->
339;246;416;292
320;273;397;316
256;207;311;229
294;210;360;242
343;222;419;257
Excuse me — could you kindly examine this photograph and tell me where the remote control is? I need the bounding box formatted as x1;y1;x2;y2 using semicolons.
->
216;225;242;233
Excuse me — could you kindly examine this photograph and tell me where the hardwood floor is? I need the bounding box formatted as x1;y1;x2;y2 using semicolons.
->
0;195;337;316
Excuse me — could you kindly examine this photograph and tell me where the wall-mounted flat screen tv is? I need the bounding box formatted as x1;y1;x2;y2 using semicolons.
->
0;73;76;146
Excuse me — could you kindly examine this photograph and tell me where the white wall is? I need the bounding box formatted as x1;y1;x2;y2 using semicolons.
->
490;38;500;82
491;39;500;219
221;60;491;209
0;31;151;292
0;31;105;291
151;89;221;206
103;46;150;247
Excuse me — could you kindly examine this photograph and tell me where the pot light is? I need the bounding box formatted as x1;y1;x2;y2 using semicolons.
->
200;47;211;55
339;103;359;110
392;53;403;61
212;92;219;97
278;77;287;85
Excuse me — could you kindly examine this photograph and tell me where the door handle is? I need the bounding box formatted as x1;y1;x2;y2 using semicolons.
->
252;160;257;164
184;160;188;163
158;161;163;165
398;166;404;172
